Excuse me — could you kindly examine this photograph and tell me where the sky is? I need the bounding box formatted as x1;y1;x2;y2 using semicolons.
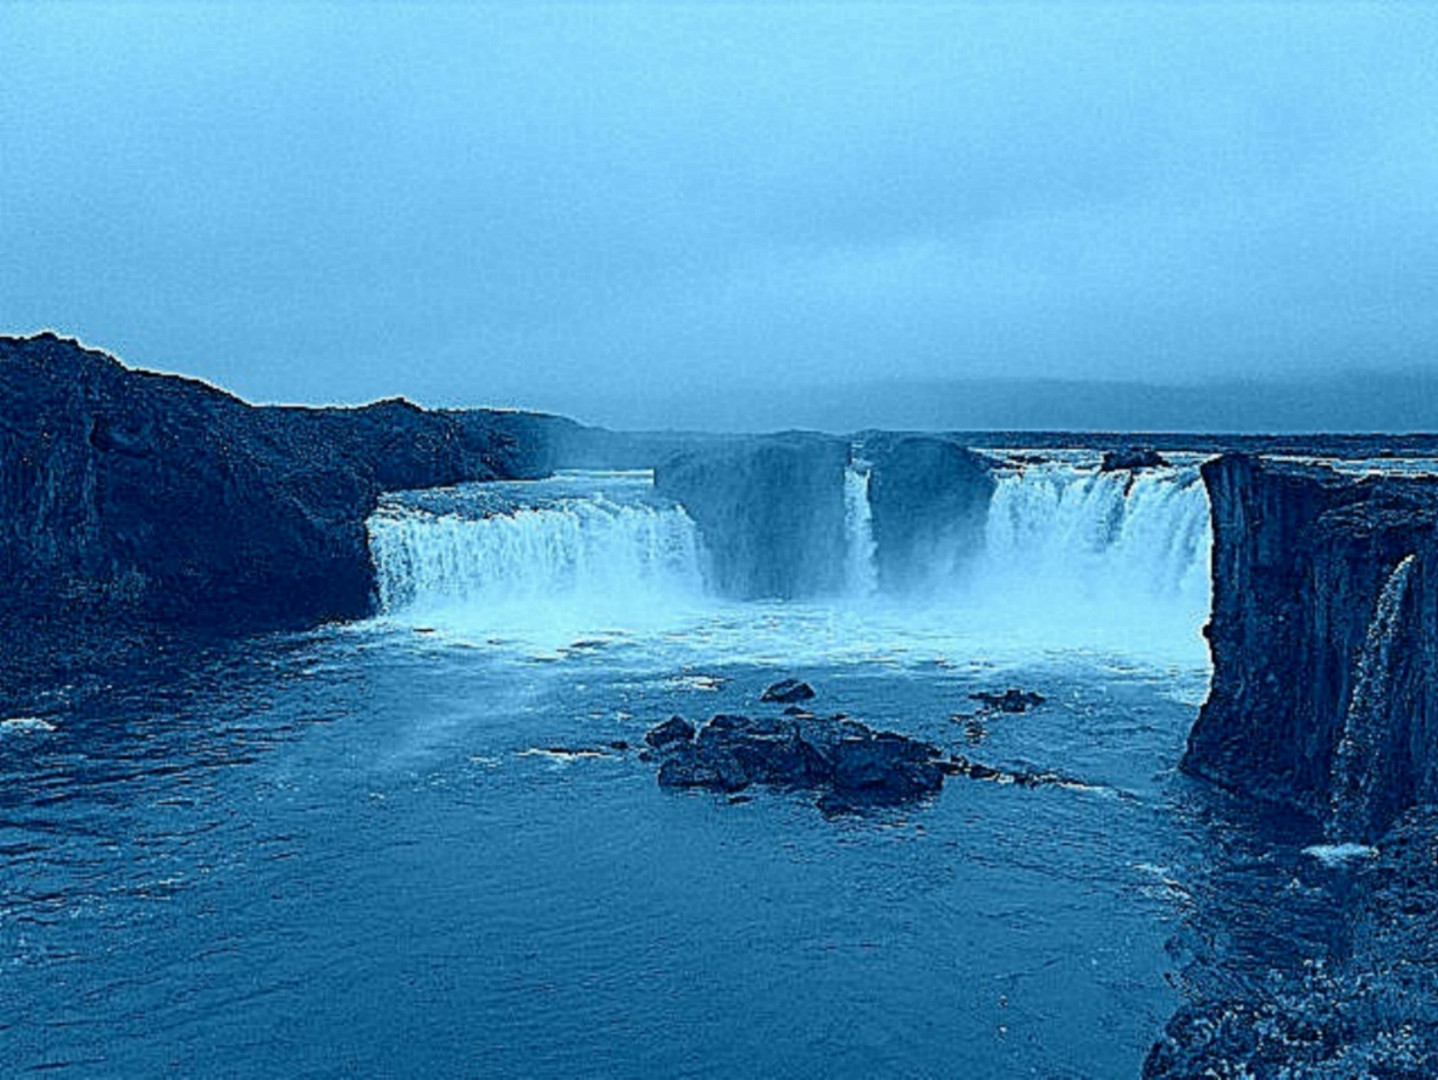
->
4;2;1438;430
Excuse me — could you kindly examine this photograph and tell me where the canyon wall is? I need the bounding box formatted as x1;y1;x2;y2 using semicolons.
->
1186;453;1438;839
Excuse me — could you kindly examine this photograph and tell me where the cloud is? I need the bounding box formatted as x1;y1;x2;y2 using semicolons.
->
4;2;1438;425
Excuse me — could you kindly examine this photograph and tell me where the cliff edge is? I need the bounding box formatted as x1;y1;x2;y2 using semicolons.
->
1186;453;1438;840
0;333;549;634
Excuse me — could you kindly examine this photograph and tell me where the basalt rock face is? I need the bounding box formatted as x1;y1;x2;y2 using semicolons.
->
1185;454;1438;839
0;333;543;634
654;432;850;599
865;436;996;592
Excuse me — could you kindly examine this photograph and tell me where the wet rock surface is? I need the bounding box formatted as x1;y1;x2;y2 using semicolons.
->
969;688;1046;714
643;715;696;749
1146;808;1438;1079
654;432;850;600
1186;454;1438;839
760;678;815;704
865;435;996;593
647;710;946;812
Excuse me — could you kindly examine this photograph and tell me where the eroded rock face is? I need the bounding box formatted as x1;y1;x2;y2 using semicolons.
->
1186;454;1438;839
654;433;850;599
0;333;546;633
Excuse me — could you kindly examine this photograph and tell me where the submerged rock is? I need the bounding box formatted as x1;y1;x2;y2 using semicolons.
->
645;711;946;811
969;688;1046;713
760;678;815;704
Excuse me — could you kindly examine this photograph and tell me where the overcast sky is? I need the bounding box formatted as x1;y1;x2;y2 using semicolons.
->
4;3;1438;428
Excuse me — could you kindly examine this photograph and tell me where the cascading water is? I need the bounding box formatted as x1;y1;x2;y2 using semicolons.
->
365;457;1213;665
366;472;706;639
977;461;1211;608
1329;553;1417;840
843;463;878;598
957;459;1213;658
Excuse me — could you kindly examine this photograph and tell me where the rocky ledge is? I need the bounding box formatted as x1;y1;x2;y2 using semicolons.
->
0;333;553;635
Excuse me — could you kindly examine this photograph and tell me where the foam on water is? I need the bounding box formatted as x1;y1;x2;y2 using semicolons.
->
1302;842;1380;867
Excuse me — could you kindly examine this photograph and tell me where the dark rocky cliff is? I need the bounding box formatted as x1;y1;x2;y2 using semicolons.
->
0;333;548;634
654;433;850;599
865;435;996;592
1186;454;1438;839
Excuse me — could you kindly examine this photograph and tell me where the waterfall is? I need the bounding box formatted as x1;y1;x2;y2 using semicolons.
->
978;464;1211;607
849;459;1216;658
366;473;706;634
843;463;878;598
364;459;1214;660
1330;553;1417;840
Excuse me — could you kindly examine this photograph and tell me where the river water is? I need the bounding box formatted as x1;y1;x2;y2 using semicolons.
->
1;462;1361;1077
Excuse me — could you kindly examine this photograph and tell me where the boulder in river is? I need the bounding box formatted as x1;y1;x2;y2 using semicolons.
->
761;679;815;704
970;688;1046;713
646;711;946;811
644;715;697;749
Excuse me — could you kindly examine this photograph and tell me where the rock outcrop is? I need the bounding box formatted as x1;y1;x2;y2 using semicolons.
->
0;333;548;634
1185;454;1438;840
647;711;946;812
864;435;995;592
760;678;815;704
1100;446;1167;471
1145;805;1438;1078
654;432;850;599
